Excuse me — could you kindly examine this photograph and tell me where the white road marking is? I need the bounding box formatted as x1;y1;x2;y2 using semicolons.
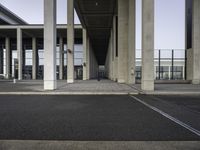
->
130;95;200;137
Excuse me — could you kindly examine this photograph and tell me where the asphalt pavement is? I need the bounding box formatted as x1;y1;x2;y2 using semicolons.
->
0;95;200;141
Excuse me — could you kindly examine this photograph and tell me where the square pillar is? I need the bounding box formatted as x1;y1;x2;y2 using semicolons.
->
113;16;118;82
118;0;129;83
59;37;64;80
0;44;3;74
83;28;90;80
128;0;136;84
67;0;74;83
5;37;11;79
141;0;155;91
44;0;57;90
83;28;87;80
17;28;23;80
192;0;200;84
32;37;37;80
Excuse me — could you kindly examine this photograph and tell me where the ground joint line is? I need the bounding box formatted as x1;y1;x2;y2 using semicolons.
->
130;95;200;137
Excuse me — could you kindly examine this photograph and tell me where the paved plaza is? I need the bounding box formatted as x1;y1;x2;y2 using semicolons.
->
1;80;200;95
0;80;138;94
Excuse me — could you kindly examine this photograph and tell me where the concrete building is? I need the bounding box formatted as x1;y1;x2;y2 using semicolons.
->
0;0;199;91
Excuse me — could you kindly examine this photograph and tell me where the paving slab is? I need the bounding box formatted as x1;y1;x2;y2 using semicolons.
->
0;141;200;150
0;80;138;95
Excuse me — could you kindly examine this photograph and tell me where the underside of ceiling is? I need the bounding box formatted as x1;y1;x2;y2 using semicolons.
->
75;0;116;65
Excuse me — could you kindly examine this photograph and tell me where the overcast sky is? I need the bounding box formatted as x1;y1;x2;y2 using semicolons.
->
0;0;185;49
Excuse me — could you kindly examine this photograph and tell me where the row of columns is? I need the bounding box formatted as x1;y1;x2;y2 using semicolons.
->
1;34;84;81
106;0;154;91
44;0;95;90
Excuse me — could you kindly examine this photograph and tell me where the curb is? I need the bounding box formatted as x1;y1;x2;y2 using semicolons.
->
0;92;139;95
142;91;200;95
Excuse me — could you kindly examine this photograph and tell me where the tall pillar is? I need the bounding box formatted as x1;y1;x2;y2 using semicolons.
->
118;0;128;83
32;37;37;80
5;37;11;79
128;0;136;84
17;28;23;80
67;0;74;83
141;0;154;91
44;0;57;90
192;0;200;84
86;37;90;79
59;37;64;80
83;28;88;80
0;44;3;74
113;16;118;82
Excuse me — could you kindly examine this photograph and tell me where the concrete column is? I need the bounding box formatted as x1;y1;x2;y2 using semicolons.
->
110;29;114;80
59;37;64;80
86;37;90;79
5;37;11;79
0;44;3;74
113;16;118;82
17;28;23;80
32;37;37;80
141;0;154;91
67;0;74;83
128;0;136;84
192;0;200;84
83;28;89;80
168;66;171;80
44;0;57;90
118;0;128;83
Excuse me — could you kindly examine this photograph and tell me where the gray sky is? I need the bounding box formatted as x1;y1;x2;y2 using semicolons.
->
0;0;185;49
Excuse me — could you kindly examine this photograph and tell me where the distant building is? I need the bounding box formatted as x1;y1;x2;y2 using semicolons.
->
0;4;27;25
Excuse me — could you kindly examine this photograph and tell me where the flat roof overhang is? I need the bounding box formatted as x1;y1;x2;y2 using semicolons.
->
0;24;82;38
0;24;83;49
75;0;116;65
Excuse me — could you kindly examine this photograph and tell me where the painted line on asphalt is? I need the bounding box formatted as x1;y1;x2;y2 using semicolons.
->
130;95;200;137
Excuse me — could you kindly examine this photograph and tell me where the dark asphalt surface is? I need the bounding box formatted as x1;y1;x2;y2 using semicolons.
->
0;95;200;141
156;95;200;113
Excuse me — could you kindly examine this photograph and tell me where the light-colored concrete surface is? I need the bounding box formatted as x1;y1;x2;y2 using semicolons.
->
187;48;193;80
128;0;136;84
59;37;64;80
32;37;37;80
44;0;57;90
17;28;22;80
113;16;117;82
141;0;154;91
0;141;199;150
83;28;89;80
67;0;74;83
118;0;128;83
0;80;138;95
192;0;200;84
5;37;10;79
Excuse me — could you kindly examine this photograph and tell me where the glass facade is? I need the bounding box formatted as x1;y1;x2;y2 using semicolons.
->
136;49;186;80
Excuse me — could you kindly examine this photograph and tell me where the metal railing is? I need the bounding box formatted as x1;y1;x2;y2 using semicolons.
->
136;49;186;80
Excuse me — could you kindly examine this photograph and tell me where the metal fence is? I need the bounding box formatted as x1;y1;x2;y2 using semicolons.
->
136;49;186;80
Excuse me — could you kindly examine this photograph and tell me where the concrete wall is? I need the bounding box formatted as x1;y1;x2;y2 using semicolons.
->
105;33;112;79
89;43;98;79
192;0;200;84
186;48;193;80
0;44;3;74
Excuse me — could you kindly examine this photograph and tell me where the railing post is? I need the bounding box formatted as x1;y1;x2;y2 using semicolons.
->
158;49;161;80
171;49;174;80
